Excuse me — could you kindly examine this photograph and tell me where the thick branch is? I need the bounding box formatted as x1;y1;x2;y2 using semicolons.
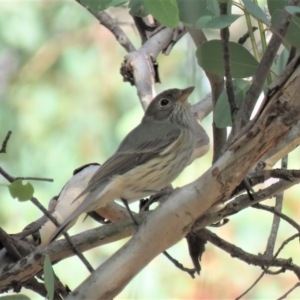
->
0;214;145;291
238;0;300;126
65;65;300;299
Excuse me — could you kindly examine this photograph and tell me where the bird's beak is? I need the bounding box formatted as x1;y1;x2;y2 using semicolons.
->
177;86;195;103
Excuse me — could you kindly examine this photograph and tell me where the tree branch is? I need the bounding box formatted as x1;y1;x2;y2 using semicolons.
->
264;155;287;257
76;1;136;53
198;229;300;280
0;130;12;153
236;233;300;299
238;0;300;127
219;3;238;134
187;27;226;162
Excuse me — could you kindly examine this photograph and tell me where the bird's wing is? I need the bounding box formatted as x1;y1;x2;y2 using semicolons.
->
87;122;181;191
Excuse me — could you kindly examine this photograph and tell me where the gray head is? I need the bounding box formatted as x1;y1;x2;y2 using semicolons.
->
143;87;195;124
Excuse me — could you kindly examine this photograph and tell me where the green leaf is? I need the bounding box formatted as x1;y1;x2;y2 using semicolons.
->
214;79;250;128
195;15;214;28
177;0;207;25
204;14;241;28
144;0;179;28
81;0;128;12
242;0;271;26
271;9;300;47
44;255;55;300
272;48;289;76
8;179;34;201
207;0;220;17
129;0;148;16
267;0;285;15
285;5;300;16
196;40;259;78
0;296;31;300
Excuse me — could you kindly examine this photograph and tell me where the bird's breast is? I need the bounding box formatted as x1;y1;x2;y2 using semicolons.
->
117;128;194;201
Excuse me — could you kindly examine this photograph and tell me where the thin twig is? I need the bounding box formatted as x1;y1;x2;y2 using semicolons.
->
219;3;238;135
15;176;53;182
30;197;94;273
187;27;226;162
0;131;12;153
265;196;283;257
264;155;287;257
252;203;300;234
0;167;54;183
238;26;258;45
277;282;300;300
236;234;300;299
163;250;196;279
0;165;94;273
76;0;136;53
198;229;300;283
122;198;195;277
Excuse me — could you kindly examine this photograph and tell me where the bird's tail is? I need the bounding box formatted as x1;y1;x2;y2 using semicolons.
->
50;187;107;243
49;196;92;243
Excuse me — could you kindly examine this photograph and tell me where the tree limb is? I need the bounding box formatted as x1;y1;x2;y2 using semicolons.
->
238;0;300;127
65;64;300;299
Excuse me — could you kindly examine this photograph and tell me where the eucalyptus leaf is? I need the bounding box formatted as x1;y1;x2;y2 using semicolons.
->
267;0;285;15
273;48;289;76
81;0;127;11
129;0;148;16
285;5;300;16
44;255;55;300
0;296;31;300
242;0;271;26
195;15;214;28
196;40;259;78
204;14;241;29
177;0;207;25
271;9;300;47
214;79;250;128
144;0;179;28
8;179;34;201
207;0;220;16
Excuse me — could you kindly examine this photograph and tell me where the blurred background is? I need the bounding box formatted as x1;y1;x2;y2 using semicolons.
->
1;0;300;299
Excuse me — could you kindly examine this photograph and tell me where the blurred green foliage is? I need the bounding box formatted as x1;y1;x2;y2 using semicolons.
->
1;1;300;300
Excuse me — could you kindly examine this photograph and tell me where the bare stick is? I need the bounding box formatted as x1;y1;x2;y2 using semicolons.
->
76;1;136;53
277;282;300;300
219;3;238;134
30;197;94;273
0;131;12;153
236;234;300;299
187;27;226;162
264;155;287;257
0;165;94;274
0;166;54;183
163;251;196;279
121;199;195;277
252;203;300;234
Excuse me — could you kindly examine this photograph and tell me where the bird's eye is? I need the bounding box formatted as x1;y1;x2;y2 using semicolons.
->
160;99;169;106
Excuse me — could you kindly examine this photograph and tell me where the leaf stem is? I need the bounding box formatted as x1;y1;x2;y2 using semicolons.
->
244;10;260;62
253;0;272;85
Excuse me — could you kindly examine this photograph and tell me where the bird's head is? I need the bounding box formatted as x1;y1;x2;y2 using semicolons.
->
143;87;195;124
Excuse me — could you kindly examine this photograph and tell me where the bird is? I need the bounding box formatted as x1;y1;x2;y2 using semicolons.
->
50;86;196;242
